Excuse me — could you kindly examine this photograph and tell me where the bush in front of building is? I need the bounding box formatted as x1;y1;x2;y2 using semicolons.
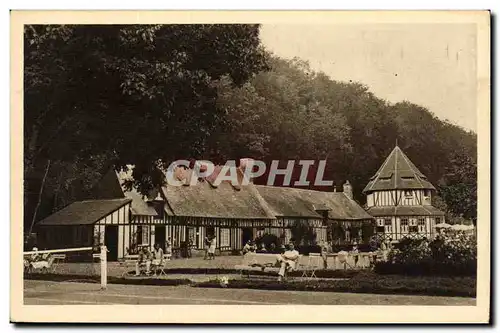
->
193;272;476;297
375;231;477;276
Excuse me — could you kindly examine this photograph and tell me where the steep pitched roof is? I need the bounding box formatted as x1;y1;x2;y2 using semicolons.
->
363;146;436;193
256;186;373;221
37;199;132;226
161;181;276;220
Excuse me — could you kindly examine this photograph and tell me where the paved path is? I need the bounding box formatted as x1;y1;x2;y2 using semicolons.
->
24;280;475;306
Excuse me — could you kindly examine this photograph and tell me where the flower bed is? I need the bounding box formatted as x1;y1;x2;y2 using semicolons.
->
193;272;476;297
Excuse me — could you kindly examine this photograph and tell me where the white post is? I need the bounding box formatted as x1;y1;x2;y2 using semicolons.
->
100;245;107;290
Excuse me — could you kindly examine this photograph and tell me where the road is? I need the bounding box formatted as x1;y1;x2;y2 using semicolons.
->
24;280;475;305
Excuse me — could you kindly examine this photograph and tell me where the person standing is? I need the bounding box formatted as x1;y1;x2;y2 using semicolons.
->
165;237;173;260
204;236;211;260
208;235;217;260
320;241;329;269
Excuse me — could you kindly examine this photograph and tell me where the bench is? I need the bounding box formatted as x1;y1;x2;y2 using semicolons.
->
234;253;301;279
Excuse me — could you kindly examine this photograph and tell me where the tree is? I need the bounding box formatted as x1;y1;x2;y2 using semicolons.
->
24;24;269;229
438;152;477;221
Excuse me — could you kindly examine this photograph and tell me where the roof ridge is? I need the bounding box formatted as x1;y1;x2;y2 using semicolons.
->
79;198;131;203
394;146;398;189
399;148;426;188
368;147;397;192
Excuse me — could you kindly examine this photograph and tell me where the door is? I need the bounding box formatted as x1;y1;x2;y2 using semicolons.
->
104;225;119;261
242;227;254;246
155;226;166;251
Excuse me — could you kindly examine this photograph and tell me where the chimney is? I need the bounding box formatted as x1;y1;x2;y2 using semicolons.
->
343;180;353;200
151;191;165;219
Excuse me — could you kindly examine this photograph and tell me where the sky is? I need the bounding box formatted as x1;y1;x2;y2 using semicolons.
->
260;24;477;132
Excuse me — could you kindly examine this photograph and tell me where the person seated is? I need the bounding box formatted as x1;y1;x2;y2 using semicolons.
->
242;241;252;255
30;251;53;271
135;247;152;276
30;245;40;262
276;243;300;282
151;243;164;274
351;242;359;254
258;243;267;253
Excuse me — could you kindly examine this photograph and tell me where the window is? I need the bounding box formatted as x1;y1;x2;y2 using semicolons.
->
400;218;409;233
409;226;418;233
404;190;413;197
376;219;384;227
418;218;426;232
376;226;385;233
384;218;392;233
141;225;150;245
424;189;430;197
435;217;441;225
220;228;230;247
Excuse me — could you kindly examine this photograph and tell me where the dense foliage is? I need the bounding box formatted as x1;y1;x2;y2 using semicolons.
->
24;24;268;230
375;231;477;276
24;25;477;232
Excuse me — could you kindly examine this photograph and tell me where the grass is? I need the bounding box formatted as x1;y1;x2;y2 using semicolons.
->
193;272;476;298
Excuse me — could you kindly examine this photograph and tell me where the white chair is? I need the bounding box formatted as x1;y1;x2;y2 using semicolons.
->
308;253;323;279
298;256;311;278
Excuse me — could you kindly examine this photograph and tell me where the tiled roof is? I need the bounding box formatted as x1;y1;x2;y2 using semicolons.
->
161;181;276;220
37;199;132;226
256;186;373;221
363;146;436;193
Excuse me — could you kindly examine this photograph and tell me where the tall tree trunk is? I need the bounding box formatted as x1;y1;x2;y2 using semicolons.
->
28;159;51;235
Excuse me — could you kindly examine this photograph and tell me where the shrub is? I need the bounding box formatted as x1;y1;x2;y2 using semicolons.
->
375;231;477;276
296;245;322;255
255;233;280;251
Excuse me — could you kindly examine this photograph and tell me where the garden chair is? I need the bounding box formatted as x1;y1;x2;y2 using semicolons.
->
307;253;323;279
298;256;311;278
156;256;170;277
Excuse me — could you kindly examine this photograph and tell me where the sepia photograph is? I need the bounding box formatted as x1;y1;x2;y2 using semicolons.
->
10;10;490;323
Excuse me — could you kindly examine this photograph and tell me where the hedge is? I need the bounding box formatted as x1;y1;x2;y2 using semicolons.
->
374;261;477;277
24;273;191;286
193;272;476;298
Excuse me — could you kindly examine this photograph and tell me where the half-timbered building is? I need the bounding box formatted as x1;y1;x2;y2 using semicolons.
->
363;145;445;242
256;184;374;246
